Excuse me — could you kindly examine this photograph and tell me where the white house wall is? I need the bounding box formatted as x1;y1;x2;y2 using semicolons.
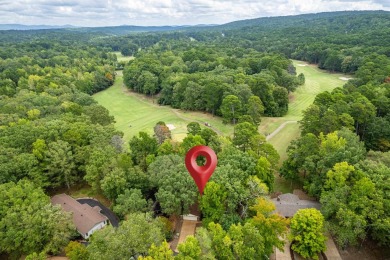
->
83;220;107;239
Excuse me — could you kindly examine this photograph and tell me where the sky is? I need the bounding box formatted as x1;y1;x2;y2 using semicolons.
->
0;0;389;27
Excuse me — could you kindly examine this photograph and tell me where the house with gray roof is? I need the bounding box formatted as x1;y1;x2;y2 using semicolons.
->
51;194;108;239
271;193;321;217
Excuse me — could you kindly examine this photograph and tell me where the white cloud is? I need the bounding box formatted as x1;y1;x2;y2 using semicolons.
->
0;0;388;26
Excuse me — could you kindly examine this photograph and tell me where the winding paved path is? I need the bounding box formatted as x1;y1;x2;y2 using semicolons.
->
266;121;297;141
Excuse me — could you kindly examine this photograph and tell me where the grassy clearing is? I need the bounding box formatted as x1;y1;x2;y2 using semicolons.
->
93;72;234;142
112;51;134;62
287;60;346;119
267;122;300;164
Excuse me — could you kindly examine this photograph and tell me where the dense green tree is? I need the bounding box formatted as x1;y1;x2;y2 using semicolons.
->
320;161;386;248
65;241;89;260
138;241;174;260
100;167;127;200
220;95;242;124
87;213;164;259
177;236;202;260
255;156;274;191
289;209;326;259
113;188;148;218
84;145;117;192
139;71;159;96
187;122;202;135
299;104;321;135
272;86;289;116
148;155;198;215
0;180;74;257
200;182;228;225
45;140;76;189
129;131;158;171
157;139;180;156
228;222;266;260
246;95;264;125
25;252;48;260
249;197;289;256
180;134;206;155
233;122;258;152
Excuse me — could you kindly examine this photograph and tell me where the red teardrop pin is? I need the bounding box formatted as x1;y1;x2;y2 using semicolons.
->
185;145;217;195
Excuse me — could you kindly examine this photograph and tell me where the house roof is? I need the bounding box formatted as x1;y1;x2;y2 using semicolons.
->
51;194;107;234
271;193;321;218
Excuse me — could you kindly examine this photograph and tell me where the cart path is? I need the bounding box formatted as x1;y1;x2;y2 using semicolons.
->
266;121;298;141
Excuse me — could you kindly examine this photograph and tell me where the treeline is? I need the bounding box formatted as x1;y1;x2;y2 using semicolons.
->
123;44;304;117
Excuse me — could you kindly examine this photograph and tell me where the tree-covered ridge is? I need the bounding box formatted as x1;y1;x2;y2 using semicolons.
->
212;11;390;73
123;44;304;117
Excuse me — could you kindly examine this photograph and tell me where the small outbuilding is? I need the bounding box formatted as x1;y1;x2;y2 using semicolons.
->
271;193;321;218
51;194;108;239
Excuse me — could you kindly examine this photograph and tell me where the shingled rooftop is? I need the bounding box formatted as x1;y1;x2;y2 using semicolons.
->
271;193;321;218
51;194;108;238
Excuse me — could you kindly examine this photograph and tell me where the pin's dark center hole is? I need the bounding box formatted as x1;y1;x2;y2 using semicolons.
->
196;155;207;166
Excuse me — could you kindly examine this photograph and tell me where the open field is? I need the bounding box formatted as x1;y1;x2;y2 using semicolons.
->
287;60;346;118
93;72;234;142
112;51;134;62
267;122;300;164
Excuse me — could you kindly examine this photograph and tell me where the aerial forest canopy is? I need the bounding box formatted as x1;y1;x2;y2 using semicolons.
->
0;10;389;258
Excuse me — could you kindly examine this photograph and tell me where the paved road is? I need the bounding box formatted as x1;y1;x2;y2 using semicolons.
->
77;198;119;227
266;121;297;141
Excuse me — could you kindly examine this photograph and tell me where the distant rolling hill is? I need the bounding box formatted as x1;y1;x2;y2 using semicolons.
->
0;24;76;30
0;23;216;35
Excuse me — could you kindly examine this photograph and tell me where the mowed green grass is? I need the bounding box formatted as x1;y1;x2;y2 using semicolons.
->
93;72;233;142
267;123;300;164
261;60;347;192
259;60;346;136
287;60;346;119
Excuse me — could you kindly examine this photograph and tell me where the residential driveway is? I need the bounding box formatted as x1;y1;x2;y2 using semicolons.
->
77;198;119;227
175;220;198;252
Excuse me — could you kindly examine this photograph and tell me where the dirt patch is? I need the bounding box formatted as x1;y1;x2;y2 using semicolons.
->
296;64;307;67
289;93;296;102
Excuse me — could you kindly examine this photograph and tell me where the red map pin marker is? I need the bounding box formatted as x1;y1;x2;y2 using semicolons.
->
185;145;217;195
